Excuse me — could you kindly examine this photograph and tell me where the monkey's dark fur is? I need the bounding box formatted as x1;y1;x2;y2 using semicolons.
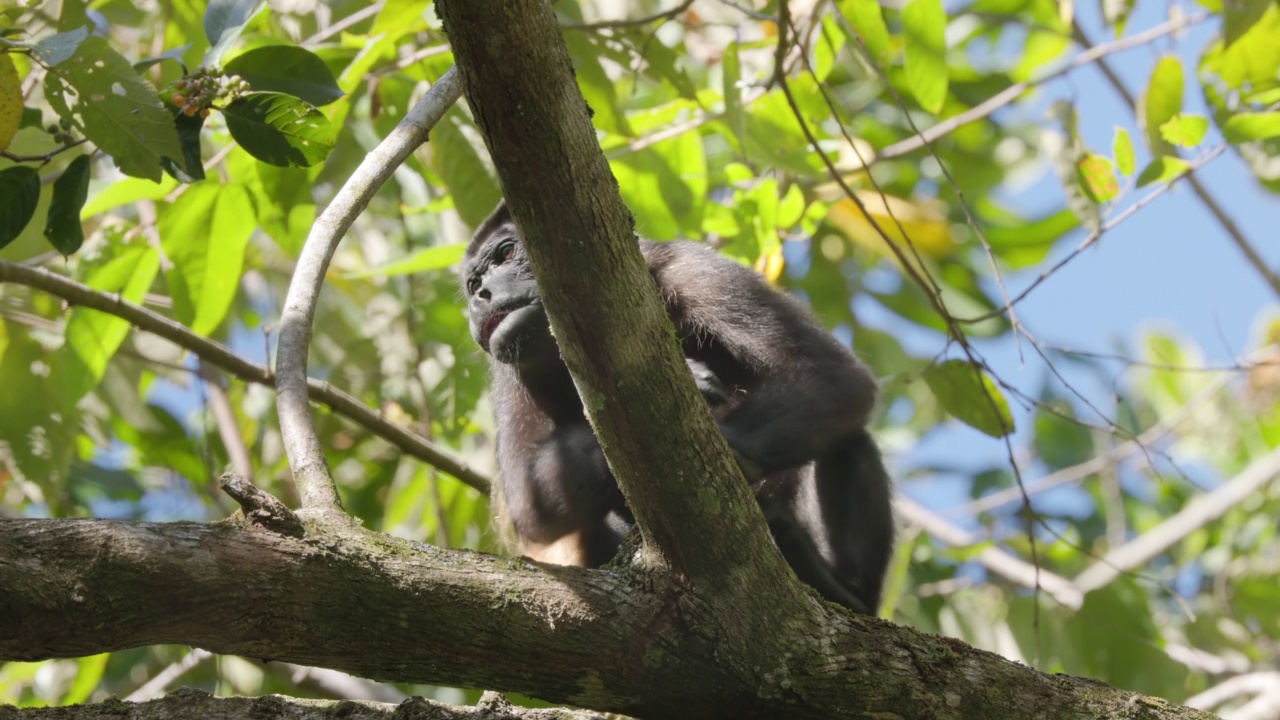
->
461;201;894;613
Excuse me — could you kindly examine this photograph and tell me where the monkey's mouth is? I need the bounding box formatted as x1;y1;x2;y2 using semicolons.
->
479;311;512;352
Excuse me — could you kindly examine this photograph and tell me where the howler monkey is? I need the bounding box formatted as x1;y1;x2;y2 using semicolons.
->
461;201;894;614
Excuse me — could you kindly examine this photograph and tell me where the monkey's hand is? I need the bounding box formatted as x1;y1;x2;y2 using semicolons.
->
686;358;730;407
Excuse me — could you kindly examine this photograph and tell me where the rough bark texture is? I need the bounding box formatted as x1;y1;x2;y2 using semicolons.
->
0;518;1218;719
0;688;604;719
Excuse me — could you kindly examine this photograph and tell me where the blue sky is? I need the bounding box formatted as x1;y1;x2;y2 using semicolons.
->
894;0;1279;519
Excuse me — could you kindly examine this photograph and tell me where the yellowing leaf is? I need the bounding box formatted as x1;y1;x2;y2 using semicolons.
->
825;193;956;259
1077;154;1118;203
754;248;785;283
0;53;21;152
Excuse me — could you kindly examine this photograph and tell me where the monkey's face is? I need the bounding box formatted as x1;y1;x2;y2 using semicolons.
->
461;215;557;365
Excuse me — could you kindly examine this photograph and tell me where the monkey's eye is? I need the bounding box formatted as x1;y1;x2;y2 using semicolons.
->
495;241;515;264
466;277;480;296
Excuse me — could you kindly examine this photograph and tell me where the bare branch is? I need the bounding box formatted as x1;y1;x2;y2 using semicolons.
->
562;0;696;30
1075;446;1280;593
0;518;1220;718
951;371;1235;517
1185;672;1280;712
0;260;490;494
276;68;463;516
896;497;1085;609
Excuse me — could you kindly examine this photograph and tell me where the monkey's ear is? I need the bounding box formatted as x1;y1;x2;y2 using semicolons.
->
476;200;514;236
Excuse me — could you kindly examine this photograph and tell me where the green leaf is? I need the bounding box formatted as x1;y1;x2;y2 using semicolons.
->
838;0;890;66
44;154;92;255
81;175;179;218
430;109;502;227
1158;114;1209;147
0;165;39;249
1033;397;1095;469
350;243;467;278
223;92;336;168
1224;0;1272;47
984;208;1079;269
722;41;745;153
902;0;948;114
160;182;254;335
1077;154;1118;203
64;246;160;404
1222;112;1280;142
564;34;631;137
161;106;207;182
1136;156;1190;187
37;35;184;182
224;45;344;107
21;106;45;129
1142;56;1183;156
1201;5;1280;90
204;0;265;65
612;121;707;241
1113;126;1135;175
923;359;1015;438
1012;29;1069;82
132;44;192;72
30;26;89;66
812;16;847;82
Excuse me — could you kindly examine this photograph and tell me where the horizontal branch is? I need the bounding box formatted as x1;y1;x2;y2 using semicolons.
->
0;517;1215;719
1075;446;1280;593
0;687;606;720
0;260;490;495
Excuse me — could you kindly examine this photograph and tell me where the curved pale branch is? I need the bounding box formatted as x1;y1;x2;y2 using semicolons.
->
1074;446;1280;593
276;68;464;515
0;260;489;494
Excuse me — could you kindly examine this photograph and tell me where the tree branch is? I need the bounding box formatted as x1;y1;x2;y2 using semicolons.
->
0;260;490;494
1074;445;1280;593
0;518;1219;719
275;68;463;516
0;687;606;720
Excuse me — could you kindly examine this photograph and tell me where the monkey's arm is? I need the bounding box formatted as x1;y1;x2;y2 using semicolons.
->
646;241;878;475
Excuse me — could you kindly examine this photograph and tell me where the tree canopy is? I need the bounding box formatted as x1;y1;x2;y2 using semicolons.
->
1;0;1279;717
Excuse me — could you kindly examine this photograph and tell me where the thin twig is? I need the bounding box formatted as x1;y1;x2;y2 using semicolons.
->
0;259;490;494
956;145;1228;324
562;0;697;31
275;68;463;515
1071;20;1280;302
950;371;1235;518
896;497;1084;609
